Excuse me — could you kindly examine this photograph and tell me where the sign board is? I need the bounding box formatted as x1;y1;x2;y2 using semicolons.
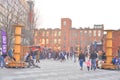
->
1;30;7;54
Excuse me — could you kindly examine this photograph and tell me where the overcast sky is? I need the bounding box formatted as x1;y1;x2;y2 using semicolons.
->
35;0;120;30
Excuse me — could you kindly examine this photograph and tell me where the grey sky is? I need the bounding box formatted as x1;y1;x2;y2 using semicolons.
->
35;0;120;30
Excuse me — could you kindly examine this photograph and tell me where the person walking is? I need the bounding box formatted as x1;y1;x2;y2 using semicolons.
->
78;52;85;70
0;55;5;68
0;49;5;68
36;51;40;63
90;51;98;71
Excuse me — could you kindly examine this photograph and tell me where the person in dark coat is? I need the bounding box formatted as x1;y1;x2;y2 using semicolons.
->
8;48;16;61
102;51;106;61
90;51;97;70
78;52;85;70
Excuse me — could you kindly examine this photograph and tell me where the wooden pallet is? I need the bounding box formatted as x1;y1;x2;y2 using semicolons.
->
6;61;27;68
102;63;116;69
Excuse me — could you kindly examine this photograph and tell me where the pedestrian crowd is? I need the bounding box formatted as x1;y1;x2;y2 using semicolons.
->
78;50;99;71
0;46;120;71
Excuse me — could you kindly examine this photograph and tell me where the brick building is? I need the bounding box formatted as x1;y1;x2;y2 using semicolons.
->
35;18;104;52
112;30;120;55
102;30;120;56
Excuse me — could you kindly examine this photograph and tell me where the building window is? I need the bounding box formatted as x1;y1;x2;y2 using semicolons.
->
42;31;45;36
84;31;87;34
58;39;61;44
74;32;77;37
41;39;45;44
84;31;87;38
54;31;57;37
89;30;92;37
54;39;57;44
46;31;49;36
94;25;103;29
46;39;49;44
80;31;82;36
35;32;37;36
58;46;61;50
63;21;66;26
94;30;96;37
98;30;101;37
58;31;61;36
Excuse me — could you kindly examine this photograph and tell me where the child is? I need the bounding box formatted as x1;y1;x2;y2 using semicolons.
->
86;59;91;71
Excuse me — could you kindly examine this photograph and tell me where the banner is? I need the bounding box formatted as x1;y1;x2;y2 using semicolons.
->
1;30;7;54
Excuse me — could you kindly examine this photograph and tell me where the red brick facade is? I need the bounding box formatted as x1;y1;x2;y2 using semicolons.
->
103;30;120;55
34;18;104;51
112;30;120;55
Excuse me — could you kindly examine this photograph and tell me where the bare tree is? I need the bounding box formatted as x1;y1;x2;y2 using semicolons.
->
0;0;39;52
31;9;39;45
0;0;28;52
22;8;39;46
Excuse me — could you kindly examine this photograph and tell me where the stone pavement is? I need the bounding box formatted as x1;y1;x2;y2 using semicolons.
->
0;59;120;80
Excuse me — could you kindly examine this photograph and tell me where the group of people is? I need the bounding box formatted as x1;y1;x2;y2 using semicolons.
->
78;50;98;71
112;56;120;69
78;48;120;71
0;47;40;68
0;48;14;68
1;46;120;70
111;47;120;70
38;48;77;62
24;50;40;68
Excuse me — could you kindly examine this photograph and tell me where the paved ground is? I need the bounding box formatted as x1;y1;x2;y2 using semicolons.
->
0;59;120;80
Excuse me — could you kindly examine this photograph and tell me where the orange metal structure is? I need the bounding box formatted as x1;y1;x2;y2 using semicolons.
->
7;25;26;68
102;30;116;69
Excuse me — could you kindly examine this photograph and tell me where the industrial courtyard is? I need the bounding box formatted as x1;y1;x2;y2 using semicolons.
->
0;59;120;80
0;0;120;80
